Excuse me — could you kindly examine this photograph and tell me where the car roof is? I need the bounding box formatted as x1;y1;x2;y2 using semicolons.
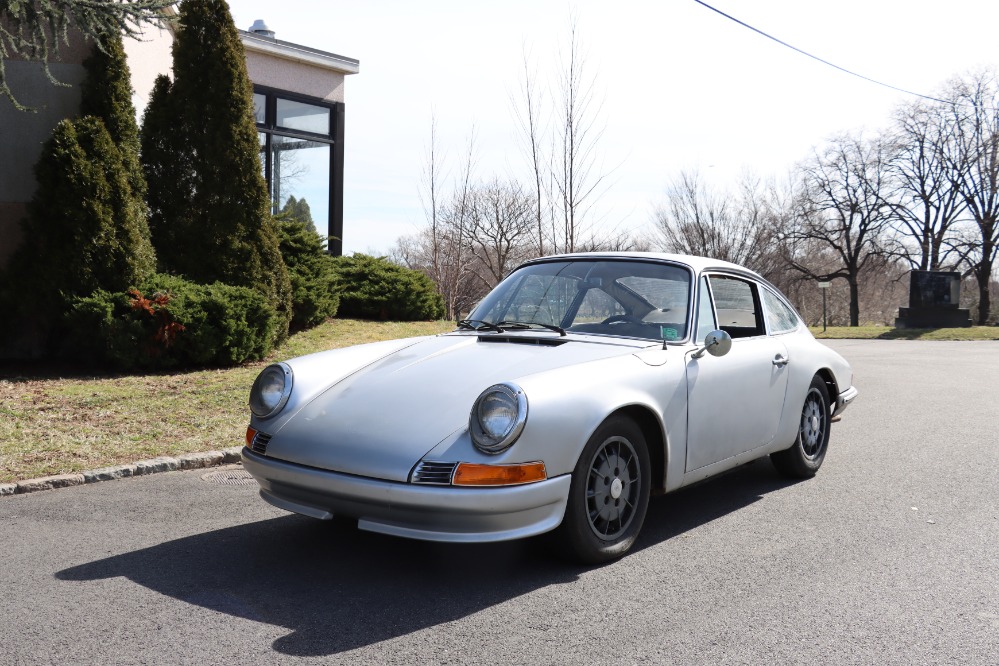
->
520;251;764;280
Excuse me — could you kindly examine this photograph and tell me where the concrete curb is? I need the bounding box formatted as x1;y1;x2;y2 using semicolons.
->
0;447;243;498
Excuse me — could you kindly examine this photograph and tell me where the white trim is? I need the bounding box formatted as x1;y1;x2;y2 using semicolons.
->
239;31;359;75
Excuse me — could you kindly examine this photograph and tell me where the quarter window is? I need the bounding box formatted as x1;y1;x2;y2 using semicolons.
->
695;276;717;343
762;288;801;334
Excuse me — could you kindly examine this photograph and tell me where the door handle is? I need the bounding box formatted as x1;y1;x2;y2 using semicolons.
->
772;354;789;367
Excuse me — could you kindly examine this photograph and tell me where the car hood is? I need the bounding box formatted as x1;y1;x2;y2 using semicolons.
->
264;333;647;482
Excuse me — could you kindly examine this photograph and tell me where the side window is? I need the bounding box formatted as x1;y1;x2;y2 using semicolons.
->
695;276;716;343
707;275;765;338
762;287;801;334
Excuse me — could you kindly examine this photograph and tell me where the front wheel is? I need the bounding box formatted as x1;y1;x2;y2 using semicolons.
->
771;375;831;478
554;416;651;564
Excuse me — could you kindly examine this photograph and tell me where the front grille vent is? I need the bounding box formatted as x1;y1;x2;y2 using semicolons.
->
411;461;458;485
251;431;272;455
478;336;567;347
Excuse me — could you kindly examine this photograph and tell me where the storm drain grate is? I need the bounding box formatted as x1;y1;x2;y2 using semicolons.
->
202;469;257;486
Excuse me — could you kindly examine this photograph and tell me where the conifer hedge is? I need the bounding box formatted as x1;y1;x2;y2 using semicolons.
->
332;254;445;321
64;274;278;370
276;216;340;330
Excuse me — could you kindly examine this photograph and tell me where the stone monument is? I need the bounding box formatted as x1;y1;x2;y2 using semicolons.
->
895;270;972;328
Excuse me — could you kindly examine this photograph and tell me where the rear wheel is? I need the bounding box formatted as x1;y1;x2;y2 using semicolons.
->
771;375;831;478
555;416;651;564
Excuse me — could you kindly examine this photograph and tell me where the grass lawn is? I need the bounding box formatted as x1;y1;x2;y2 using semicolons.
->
0;319;453;484
810;325;999;340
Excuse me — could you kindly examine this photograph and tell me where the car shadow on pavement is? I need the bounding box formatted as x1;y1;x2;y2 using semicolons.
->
56;458;796;657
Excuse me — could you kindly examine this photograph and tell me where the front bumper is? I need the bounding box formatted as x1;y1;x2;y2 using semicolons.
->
833;385;859;418
241;448;571;543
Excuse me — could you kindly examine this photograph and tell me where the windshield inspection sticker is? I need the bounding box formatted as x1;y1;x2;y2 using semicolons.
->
661;327;678;341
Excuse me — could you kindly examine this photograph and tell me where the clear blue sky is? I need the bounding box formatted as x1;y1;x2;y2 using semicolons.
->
229;0;999;255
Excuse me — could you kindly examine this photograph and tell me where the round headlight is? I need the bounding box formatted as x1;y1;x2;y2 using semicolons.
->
249;363;293;418
470;383;528;454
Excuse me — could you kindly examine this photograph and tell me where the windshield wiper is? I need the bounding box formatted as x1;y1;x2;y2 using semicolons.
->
495;320;567;336
456;319;504;333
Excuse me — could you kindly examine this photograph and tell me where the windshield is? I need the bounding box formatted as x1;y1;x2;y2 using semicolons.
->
466;259;693;342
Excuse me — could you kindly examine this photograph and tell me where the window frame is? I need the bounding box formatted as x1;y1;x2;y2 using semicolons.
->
703;272;767;340
254;85;345;255
471;257;697;344
694;275;718;344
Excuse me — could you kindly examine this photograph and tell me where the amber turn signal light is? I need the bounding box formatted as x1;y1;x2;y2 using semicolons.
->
245;427;257;448
452;461;547;486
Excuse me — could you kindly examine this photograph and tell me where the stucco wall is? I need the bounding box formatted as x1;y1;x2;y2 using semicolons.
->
244;50;345;102
0;61;86;267
121;21;175;116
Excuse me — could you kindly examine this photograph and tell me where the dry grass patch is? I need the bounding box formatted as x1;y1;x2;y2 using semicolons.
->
0;319;453;483
811;326;999;340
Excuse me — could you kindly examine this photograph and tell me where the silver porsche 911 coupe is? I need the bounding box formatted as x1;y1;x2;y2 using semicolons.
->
242;252;857;563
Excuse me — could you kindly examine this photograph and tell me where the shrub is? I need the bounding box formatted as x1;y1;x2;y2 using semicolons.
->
64;274;278;370
276;215;340;330
331;254;445;321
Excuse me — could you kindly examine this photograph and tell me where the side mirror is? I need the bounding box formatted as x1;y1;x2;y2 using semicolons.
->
692;329;732;359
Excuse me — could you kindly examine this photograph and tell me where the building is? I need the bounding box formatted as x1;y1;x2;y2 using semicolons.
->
0;14;358;268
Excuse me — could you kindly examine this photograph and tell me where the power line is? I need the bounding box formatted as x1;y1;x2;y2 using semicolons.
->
692;0;951;105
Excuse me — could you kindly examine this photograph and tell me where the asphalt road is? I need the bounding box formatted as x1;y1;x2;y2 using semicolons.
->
2;340;997;665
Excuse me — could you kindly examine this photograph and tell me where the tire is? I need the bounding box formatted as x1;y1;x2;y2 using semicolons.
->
771;375;831;478
554;415;651;564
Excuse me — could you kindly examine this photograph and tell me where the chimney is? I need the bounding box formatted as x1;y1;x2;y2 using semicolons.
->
249;19;275;39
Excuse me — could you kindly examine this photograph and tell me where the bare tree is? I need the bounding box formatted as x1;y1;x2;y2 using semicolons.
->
784;132;894;326
946;69;999;324
466;179;535;290
886;99;968;271
553;19;595;252
653;170;780;276
512;45;551;257
511;17;611;255
412;119;480;320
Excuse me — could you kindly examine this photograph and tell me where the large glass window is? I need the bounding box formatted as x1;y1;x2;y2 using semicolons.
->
268;136;330;233
276;98;330;134
255;88;341;252
253;93;266;124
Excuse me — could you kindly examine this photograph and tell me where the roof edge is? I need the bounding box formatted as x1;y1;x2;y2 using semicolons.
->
238;30;359;75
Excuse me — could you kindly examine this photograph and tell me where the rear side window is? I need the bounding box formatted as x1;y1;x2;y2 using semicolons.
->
708;275;764;338
762;287;801;334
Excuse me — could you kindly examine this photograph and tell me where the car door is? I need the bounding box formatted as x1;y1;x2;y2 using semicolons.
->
685;274;790;471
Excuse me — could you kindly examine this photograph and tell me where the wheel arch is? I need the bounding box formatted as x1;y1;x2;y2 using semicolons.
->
815;367;838;410
607;405;668;494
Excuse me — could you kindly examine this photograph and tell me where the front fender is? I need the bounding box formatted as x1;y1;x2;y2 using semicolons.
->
422;353;688;486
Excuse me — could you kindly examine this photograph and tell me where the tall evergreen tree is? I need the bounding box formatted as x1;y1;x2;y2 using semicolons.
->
19;117;156;299
141;0;292;340
80;32;147;202
281;196;317;232
141;74;191;265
